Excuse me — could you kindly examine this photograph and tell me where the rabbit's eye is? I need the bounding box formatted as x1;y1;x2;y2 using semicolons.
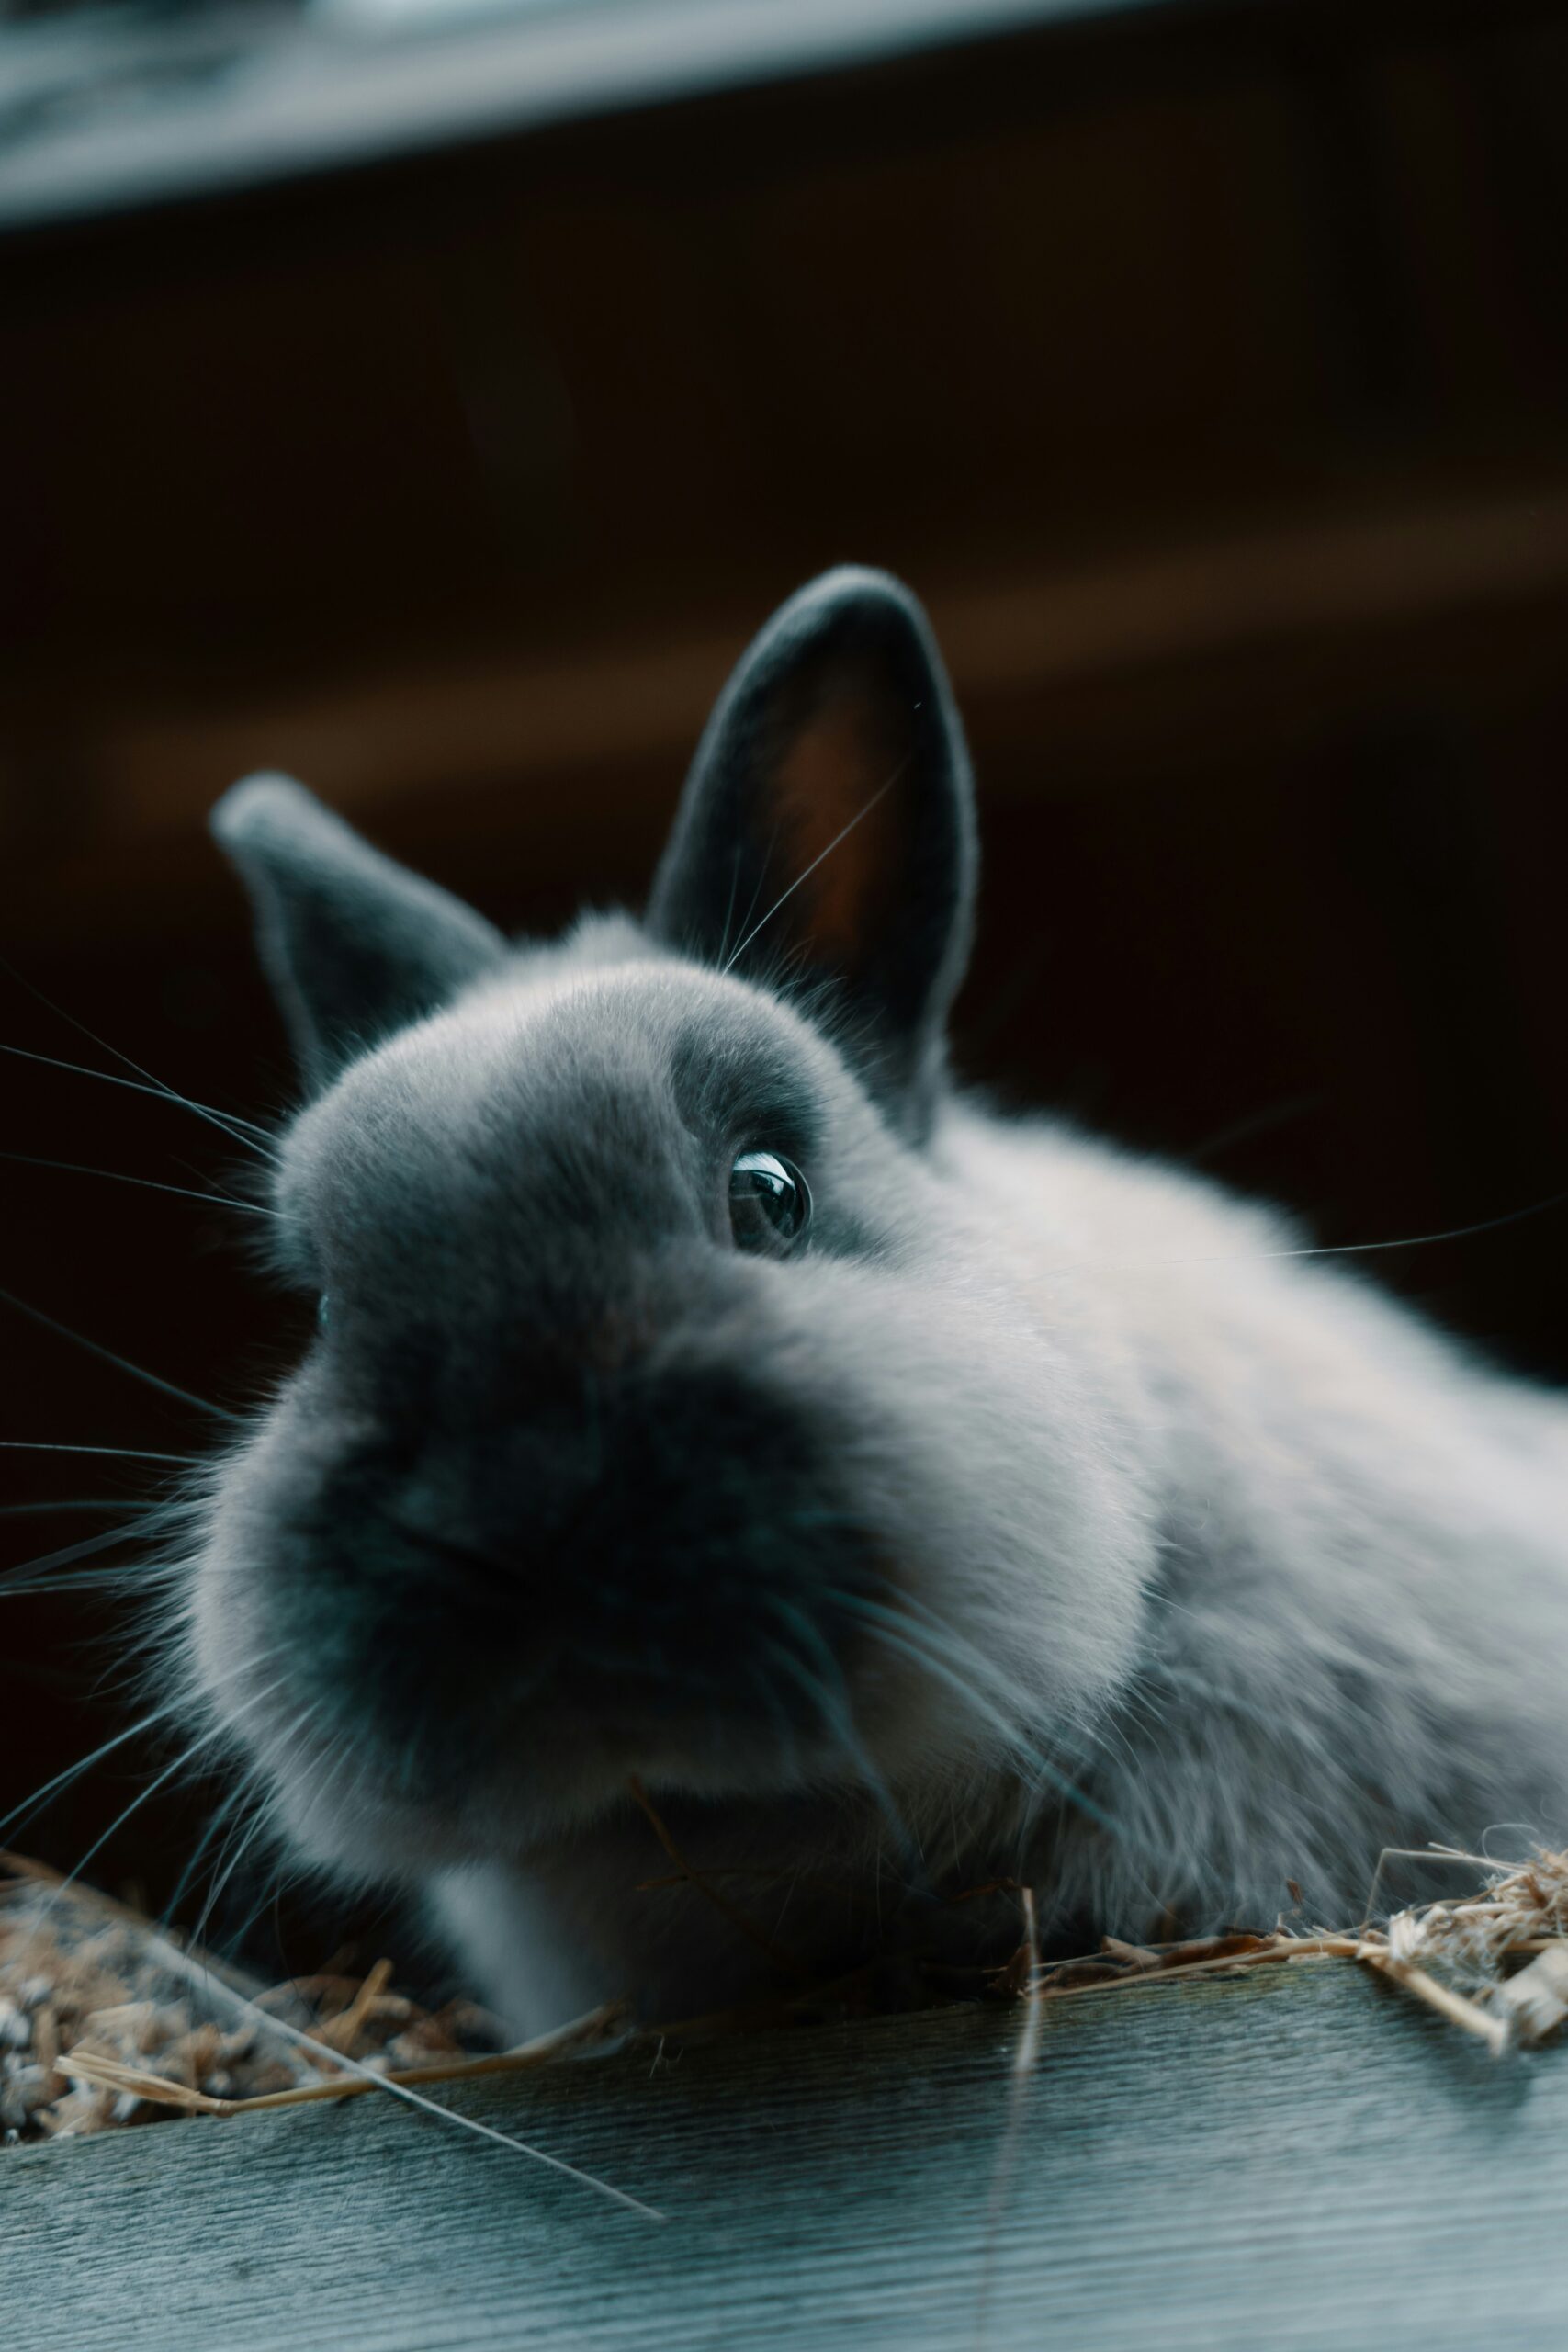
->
728;1149;811;1251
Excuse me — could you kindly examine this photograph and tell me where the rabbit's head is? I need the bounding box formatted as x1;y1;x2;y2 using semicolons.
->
187;571;1151;1930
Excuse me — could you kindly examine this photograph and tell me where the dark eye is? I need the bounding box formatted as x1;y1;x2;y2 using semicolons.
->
728;1149;811;1252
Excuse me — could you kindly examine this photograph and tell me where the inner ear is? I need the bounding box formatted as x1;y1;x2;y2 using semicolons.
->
648;568;977;1138
761;664;909;970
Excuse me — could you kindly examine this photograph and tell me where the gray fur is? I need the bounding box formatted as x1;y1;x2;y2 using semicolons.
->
213;775;507;1088
189;567;1568;2033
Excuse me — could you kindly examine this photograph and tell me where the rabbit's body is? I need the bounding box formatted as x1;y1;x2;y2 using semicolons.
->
953;1112;1568;1916
188;571;1568;2034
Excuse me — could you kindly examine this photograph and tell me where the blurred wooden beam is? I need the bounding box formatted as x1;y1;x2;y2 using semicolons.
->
15;477;1566;846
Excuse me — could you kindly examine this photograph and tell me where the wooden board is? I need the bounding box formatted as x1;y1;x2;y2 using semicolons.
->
8;1963;1566;2350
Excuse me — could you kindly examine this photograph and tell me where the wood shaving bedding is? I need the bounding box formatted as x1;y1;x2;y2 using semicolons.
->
0;1852;509;2143
5;1839;1565;2146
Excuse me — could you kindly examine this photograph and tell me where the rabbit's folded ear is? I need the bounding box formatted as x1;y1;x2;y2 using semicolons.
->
647;567;976;1139
211;775;506;1089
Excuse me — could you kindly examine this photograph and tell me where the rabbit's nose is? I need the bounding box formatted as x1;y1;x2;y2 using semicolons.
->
578;1309;659;1375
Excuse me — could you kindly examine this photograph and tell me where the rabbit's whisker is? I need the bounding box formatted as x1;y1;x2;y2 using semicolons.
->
0;1570;157;1600
162;1774;257;1932
0;1283;242;1423
43;1670;295;1922
0;1508;182;1593
1050;1182;1568;1283
209;1846;295;1974
0;1148;276;1219
0;1707;172;1847
715;844;745;970
762;1594;916;1861
721;761;908;977
0;1642;288;1853
0;956;279;1157
190;1776;292;1956
0;1440;194;1464
835;1593;1118;1839
0;1496;172;1519
746;1659;806;1785
0;1039;276;1160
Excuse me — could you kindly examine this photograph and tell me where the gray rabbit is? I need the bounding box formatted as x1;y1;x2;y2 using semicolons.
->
188;568;1568;2034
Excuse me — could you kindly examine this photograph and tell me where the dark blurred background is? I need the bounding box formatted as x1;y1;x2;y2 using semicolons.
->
3;0;1567;1978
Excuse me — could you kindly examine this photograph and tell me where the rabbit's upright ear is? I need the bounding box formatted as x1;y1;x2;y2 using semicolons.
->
212;776;506;1090
647;568;976;1139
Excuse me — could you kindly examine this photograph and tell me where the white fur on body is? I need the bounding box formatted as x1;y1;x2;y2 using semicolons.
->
430;1099;1568;2035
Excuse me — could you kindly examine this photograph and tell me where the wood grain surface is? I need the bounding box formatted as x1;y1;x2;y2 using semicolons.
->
9;1963;1566;2351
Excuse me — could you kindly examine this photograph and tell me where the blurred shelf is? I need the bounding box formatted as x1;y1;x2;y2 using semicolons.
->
0;0;1166;232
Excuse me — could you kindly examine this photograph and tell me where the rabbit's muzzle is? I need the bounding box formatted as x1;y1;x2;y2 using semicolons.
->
254;1351;885;1802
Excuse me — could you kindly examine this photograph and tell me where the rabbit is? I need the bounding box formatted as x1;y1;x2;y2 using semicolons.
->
186;566;1568;2037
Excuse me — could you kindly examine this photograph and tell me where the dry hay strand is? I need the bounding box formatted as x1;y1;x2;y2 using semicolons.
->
626;1774;810;1979
995;1845;1568;2058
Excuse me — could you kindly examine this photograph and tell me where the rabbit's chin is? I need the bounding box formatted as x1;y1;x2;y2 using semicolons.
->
253;1700;874;1888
